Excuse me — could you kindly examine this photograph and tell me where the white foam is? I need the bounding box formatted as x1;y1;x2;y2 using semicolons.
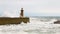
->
0;17;60;34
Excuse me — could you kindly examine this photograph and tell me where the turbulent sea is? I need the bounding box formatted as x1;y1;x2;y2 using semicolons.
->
0;17;60;34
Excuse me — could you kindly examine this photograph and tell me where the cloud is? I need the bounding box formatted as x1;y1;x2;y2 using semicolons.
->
0;0;60;16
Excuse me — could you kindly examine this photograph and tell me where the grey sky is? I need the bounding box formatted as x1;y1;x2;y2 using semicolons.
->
0;0;60;17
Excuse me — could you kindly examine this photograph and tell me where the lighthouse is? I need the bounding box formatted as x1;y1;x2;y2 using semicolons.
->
20;8;24;18
0;8;29;25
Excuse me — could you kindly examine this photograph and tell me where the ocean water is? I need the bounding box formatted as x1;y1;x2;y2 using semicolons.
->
0;17;60;34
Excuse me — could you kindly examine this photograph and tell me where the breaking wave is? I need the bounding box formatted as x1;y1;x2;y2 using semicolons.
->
0;17;60;34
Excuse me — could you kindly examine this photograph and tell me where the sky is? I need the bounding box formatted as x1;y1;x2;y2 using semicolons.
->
0;0;60;17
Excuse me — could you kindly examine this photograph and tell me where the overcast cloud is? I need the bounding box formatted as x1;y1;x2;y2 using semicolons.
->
0;0;60;17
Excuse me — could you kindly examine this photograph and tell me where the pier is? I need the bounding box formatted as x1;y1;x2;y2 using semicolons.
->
0;8;29;25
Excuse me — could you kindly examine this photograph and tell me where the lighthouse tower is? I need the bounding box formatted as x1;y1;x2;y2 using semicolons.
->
20;8;24;18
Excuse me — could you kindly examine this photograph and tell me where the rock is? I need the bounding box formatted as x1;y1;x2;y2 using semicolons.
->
54;20;60;24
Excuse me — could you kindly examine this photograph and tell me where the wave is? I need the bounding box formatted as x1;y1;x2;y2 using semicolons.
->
0;17;59;34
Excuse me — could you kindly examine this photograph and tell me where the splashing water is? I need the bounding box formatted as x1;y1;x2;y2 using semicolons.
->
0;17;60;34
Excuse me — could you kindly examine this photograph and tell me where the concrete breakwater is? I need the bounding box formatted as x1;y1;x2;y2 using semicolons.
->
0;8;29;25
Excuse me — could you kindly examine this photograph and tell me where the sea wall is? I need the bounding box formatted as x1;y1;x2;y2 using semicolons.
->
0;17;29;25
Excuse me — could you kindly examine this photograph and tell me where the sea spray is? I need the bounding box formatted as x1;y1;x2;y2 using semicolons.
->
0;17;60;34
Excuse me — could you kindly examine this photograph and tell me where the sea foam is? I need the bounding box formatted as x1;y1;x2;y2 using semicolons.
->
0;17;60;34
